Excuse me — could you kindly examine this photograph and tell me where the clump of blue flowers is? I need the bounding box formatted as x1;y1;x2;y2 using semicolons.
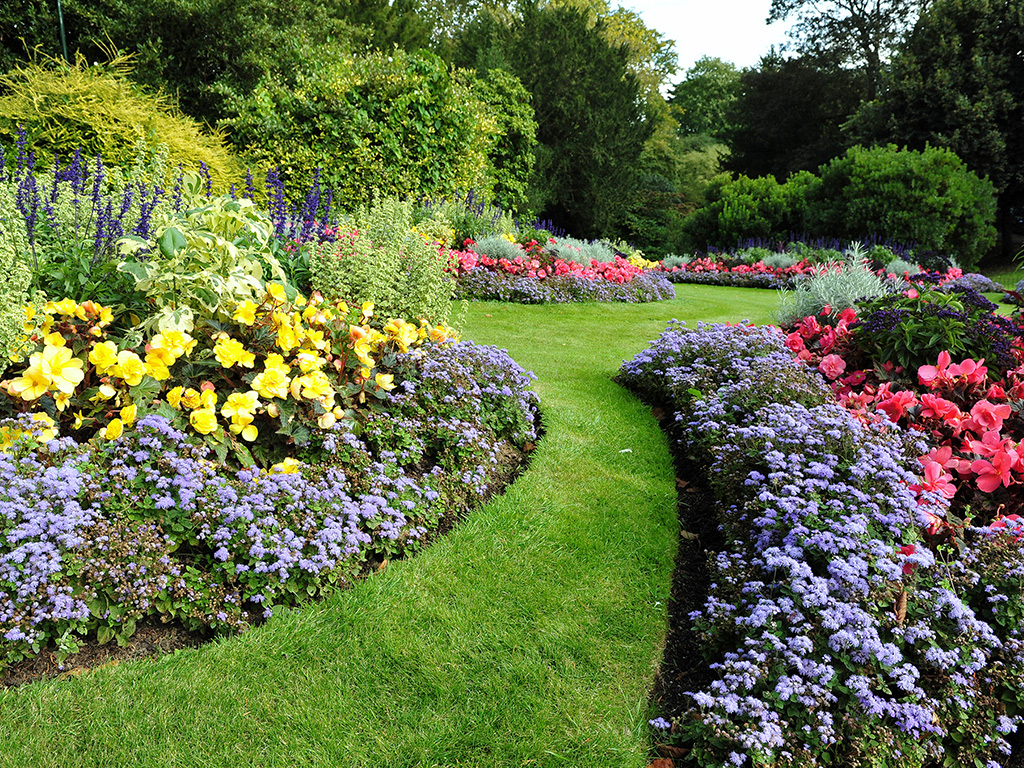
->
619;321;1024;768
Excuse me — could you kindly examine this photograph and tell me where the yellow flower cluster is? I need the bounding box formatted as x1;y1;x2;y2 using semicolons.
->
0;289;460;452
627;253;660;270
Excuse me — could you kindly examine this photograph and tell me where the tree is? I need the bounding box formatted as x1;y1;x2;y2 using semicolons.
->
767;0;927;96
498;2;653;238
669;56;741;139
724;52;867;180
862;0;1024;258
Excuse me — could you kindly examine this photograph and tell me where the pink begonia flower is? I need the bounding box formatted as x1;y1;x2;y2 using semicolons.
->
910;460;957;499
919;351;952;387
968;429;1013;459
949;357;988;384
819;327;837;354
987;383;1008;401
964;400;1012;435
785;332;806;352
797;315;821;339
971;448;1017;493
818;354;846;380
876;389;917;422
918;393;961;423
844;370;867;387
919;508;946;535
989;514;1024;540
904;288;919;299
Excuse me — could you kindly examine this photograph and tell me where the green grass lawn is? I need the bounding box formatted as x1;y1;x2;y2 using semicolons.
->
0;285;777;768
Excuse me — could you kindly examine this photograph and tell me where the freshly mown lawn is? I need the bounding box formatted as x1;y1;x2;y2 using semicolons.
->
0;285;776;768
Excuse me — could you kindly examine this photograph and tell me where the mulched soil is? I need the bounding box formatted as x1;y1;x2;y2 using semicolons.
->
1;438;535;690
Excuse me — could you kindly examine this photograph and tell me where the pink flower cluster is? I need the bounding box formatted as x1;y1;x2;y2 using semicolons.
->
658;256;817;277
454;240;643;284
783;305;1024;537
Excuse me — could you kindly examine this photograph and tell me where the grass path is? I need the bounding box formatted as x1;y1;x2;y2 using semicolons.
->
0;286;777;768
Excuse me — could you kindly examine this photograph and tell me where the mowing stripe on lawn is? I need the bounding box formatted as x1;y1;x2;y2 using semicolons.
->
0;286;777;768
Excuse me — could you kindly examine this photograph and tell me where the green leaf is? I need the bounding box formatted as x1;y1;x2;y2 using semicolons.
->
158;226;188;257
96;625;114;645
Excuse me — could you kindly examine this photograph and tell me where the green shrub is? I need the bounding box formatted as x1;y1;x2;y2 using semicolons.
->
222;50;497;210
0;193;33;377
547;236;617;264
806;144;996;269
883;257;921;276
117;178;290;334
467;68;538;212
473;235;524;261
761;252;797;270
776;260;895;326
0;53;242;191
310;196;457;326
660;254;691;268
681;171;814;250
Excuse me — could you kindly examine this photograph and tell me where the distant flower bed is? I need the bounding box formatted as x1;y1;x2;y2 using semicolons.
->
451;238;674;303
618;311;1024;768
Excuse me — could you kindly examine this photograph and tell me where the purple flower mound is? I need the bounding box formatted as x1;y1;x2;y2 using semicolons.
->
662;270;805;290
453;269;676;304
0;340;540;666
618;321;1024;768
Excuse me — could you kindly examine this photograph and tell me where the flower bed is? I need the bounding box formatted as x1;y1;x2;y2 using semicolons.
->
618;318;1024;768
452;238;676;303
0;293;540;673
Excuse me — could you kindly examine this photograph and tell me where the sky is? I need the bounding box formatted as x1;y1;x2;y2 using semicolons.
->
620;0;795;79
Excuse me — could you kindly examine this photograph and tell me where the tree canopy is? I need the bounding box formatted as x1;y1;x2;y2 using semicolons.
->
768;0;927;96
864;0;1024;256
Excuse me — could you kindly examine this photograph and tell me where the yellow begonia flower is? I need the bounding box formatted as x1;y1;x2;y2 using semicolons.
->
114;350;147;387
180;388;202;410
317;411;336;429
230;420;258;442
213;336;256;369
90;383;117;404
104;418;124;440
375;373;396;391
73;410;86;430
199;388;217;410
43;332;66;348
54;391;72;411
360;301;374;322
44;345;85;394
166;386;184;410
276;325;299;353
30;412;57;442
145;358;171;381
252;367;290;400
290;370;333;402
296;351;325;373
233;300;259;326
160;331;196;358
384;319;418;353
429;325;451;343
9;352;54;400
89;341;120;375
190;408;219;435
354;339;376;369
120;403;137;427
266;283;288;305
221;391;260;421
51;298;79;317
303;328;326;350
270;457;301;474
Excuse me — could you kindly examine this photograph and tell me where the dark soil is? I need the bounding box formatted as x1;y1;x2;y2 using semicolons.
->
1;437;535;690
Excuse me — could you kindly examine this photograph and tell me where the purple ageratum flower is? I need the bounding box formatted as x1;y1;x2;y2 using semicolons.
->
620;320;1016;767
